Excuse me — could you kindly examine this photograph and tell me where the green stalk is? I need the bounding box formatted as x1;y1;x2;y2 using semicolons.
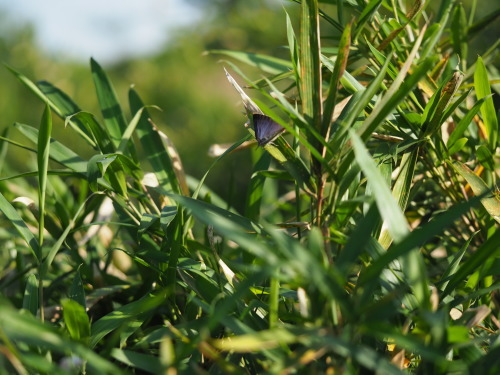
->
37;104;52;322
300;0;322;222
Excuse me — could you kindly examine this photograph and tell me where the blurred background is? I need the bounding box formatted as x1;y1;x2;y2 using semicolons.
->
0;0;497;210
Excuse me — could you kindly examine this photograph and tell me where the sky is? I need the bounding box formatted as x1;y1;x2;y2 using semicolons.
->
0;0;202;63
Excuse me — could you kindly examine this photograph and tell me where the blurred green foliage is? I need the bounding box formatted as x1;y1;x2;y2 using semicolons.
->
0;1;299;209
0;0;497;206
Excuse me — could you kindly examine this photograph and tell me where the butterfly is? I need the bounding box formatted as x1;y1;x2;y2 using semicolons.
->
252;114;285;147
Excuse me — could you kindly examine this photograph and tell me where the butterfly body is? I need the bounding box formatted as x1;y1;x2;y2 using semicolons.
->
252;114;285;147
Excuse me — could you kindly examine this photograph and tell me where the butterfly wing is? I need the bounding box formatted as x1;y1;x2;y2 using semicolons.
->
252;114;285;146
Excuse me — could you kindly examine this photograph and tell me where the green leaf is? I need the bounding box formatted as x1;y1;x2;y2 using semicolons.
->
300;0;322;163
129;89;183;194
62;298;90;341
447;137;468;155
69;267;86;309
354;0;383;41
66;111;114;154
90;58;136;159
420;2;453;59
438;233;476;292
451;161;500;224
13;123;88;174
36;80;96;146
442;230;500;298
209;50;293;74
359;198;481;288
41;194;91;274
450;4;468;70
90;290;167;348
0;300;121;374
476;145;495;171
37;104;52;247
352;131;429;308
446;96;489;149
245;152;271;221
22;274;39;316
474;56;498;149
111;349;163;374
322;20;351;135
0;192;40;261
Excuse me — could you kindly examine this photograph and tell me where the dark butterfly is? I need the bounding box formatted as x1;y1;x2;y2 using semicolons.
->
252;114;285;147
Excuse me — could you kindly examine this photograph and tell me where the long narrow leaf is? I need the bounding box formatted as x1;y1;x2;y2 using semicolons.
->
37;104;52;247
0;192;40;260
474;56;498;149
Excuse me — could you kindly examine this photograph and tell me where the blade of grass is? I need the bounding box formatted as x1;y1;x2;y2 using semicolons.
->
13;123;88;174
359;197;481;287
37;104;52;248
0;192;40;261
450;161;500;223
129;89;184;194
322;21;351;135
36;81;96;147
90;58;137;160
300;0;322;153
22;274;38;316
446;96;488;149
90;289;168;348
351;131;429;308
354;0;383;41
0;301;121;374
442;230;500;298
210;50;293;75
62;299;90;342
474;56;498;149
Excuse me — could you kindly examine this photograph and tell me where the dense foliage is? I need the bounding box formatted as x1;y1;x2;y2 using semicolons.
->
0;0;498;374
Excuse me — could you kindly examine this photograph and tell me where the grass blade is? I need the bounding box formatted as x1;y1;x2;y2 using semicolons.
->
0;192;40;261
210;50;293;74
451;161;500;223
0;300;121;374
37;104;52;248
351;131;429;308
474;56;498;149
300;0;322;153
442;230;500;298
13;123;88;174
62;299;90;342
22;274;39;316
322;21;351;135
129;89;184;194
90;58;136;159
